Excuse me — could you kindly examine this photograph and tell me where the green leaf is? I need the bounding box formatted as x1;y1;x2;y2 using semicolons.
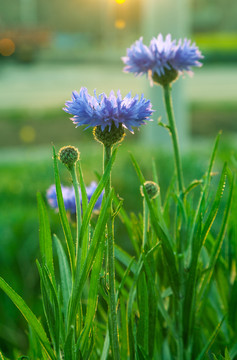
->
67;188;113;330
120;297;128;359
224;348;231;360
53;235;72;321
141;252;157;358
184;179;203;197
189;132;221;248
130;153;180;298
79;239;105;356
36;261;61;356
137;272;149;354
183;217;202;346
206;131;222;188
53;146;75;275
0;277;55;360
64;326;76;360
37;193;55;285
76;147;117;269
0;352;9;360
196;316;225;360
77;161;88;215
201;162;227;246
198;172;234;307
114;245;137;275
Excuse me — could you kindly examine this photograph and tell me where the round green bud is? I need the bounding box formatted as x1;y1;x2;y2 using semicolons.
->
140;181;160;199
58;145;80;169
93;122;125;147
151;66;179;87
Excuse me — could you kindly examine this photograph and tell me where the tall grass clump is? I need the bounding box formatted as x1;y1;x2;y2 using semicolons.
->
0;33;236;360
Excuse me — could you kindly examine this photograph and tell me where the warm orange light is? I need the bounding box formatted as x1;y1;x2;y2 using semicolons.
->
114;19;126;29
115;0;126;4
0;38;15;56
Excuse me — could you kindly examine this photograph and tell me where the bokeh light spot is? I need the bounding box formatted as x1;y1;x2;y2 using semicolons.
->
19;126;36;143
0;38;15;56
115;0;126;3
114;19;126;30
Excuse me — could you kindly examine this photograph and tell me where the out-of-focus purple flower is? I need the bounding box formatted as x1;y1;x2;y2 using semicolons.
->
122;33;203;78
46;181;103;214
63;87;154;133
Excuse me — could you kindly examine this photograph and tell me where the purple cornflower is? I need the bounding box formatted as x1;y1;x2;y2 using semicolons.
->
63;88;153;133
46;181;103;214
122;33;203;79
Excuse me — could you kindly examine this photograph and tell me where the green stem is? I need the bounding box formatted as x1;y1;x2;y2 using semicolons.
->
70;164;82;262
163;84;184;194
104;144;120;360
142;198;149;250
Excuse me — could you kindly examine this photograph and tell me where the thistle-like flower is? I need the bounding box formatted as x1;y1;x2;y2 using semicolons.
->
122;34;204;85
47;181;103;214
63;87;154;134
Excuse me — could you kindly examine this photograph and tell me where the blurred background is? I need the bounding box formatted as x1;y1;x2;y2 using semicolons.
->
0;0;237;356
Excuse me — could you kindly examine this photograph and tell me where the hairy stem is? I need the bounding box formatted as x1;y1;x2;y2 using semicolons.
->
104;144;120;360
163;84;184;194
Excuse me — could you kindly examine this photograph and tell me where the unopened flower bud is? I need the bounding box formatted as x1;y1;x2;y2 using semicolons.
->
140;181;160;199
150;67;179;87
93;123;125;147
58;145;80;169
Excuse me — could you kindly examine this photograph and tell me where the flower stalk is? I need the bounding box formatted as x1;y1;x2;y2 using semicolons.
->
163;84;184;194
70;164;82;260
104;144;120;360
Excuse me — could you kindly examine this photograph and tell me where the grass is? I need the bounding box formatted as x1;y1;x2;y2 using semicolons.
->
0;138;236;356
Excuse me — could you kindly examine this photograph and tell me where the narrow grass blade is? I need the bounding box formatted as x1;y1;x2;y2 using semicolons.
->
141;252;157;358
36;261;61;356
53;146;75;275
77;161;88;215
79;239;105;355
37;193;55;285
183;218;202;347
198;173;234;306
76;148;117;264
114;245;137;275
206;131;222;188
127;257;143;360
130;153;179;298
117;257;135;301
67;189;113;330
196;316;225;360
189;132;222;248
113;198;140;257
0;352;9;360
120;297;128;359
184;179;203;197
137;271;149;354
53;235;72;322
0;278;55;360
201;163;227;246
64;326;76;360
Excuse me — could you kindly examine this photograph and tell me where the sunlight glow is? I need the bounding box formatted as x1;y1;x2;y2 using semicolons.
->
115;0;126;4
114;19;126;29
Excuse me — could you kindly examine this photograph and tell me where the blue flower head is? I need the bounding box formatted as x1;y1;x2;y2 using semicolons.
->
63;88;154;134
46;181;103;214
122;34;204;85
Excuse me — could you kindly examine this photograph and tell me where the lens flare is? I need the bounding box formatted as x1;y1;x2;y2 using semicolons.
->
0;38;15;56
